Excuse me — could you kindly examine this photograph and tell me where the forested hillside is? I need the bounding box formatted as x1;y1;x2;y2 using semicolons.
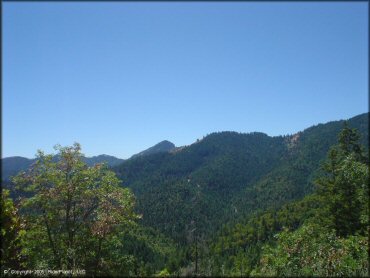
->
113;113;368;243
1;113;368;276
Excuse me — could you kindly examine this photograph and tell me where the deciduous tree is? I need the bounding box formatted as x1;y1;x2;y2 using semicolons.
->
13;143;138;274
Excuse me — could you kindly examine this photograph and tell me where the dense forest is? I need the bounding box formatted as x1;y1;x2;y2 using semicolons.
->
1;113;368;276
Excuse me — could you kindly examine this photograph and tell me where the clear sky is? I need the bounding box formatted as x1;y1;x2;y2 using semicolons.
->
3;2;368;159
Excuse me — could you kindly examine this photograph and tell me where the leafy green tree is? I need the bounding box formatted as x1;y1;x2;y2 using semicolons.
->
155;268;170;277
1;189;25;270
12;143;138;274
252;222;368;277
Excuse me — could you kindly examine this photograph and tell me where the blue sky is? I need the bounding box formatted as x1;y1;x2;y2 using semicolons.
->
3;2;368;159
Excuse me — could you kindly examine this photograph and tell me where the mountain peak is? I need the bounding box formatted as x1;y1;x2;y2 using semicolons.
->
156;140;175;148
131;140;175;159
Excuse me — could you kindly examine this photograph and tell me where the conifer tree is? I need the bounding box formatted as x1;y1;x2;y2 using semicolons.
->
316;123;368;236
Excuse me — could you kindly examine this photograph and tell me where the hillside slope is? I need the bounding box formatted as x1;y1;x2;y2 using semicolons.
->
113;113;368;243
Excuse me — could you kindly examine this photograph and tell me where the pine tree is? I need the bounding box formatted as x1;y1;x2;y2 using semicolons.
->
316;123;368;236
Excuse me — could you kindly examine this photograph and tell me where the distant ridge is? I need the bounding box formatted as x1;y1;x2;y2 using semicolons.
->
1;154;125;181
83;154;125;167
1;140;176;181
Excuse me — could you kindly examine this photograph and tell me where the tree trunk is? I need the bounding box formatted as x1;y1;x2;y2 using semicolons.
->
42;211;61;268
93;238;103;277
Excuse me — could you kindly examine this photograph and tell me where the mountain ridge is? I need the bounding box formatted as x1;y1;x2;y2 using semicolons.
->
1;154;125;181
2;113;368;187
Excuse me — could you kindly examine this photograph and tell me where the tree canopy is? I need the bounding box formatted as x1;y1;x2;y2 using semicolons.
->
11;143;139;275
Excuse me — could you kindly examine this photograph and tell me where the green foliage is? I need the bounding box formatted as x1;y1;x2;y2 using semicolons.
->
253;223;368;277
1;189;25;270
155;268;171;277
115;131;289;244
316;124;368;236
210;194;322;275
12;143;139;275
249;124;369;276
209;120;369;276
98;225;177;276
